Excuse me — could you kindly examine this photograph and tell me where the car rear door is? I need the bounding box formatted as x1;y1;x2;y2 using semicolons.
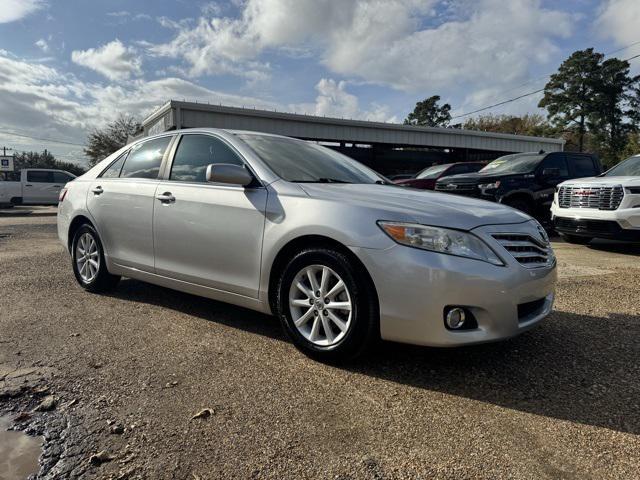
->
152;132;267;298
24;170;58;204
86;135;175;272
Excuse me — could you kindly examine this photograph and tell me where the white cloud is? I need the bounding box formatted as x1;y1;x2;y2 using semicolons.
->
0;50;396;165
71;40;143;81
295;78;396;122
0;0;44;23
596;0;640;47
148;0;572;97
35;38;49;52
324;0;572;93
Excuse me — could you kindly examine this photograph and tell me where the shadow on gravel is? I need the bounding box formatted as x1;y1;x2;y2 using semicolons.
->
110;279;284;341
352;310;640;436
0;208;56;217
587;240;640;256
110;279;639;436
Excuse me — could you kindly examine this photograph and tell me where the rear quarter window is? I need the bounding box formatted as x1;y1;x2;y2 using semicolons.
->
99;151;129;178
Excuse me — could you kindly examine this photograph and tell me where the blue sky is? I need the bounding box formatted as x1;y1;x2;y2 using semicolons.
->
0;0;638;165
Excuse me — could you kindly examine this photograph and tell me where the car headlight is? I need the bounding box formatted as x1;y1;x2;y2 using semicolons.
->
378;221;504;265
478;181;500;189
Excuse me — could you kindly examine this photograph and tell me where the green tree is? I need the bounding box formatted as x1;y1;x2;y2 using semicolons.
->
539;48;604;152
588;58;639;167
404;95;451;127
14;150;85;176
85;115;141;166
463;113;558;137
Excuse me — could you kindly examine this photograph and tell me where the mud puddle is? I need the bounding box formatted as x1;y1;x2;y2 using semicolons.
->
0;415;41;480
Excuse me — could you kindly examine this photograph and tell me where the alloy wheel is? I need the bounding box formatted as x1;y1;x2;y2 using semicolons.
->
288;265;353;346
75;232;100;283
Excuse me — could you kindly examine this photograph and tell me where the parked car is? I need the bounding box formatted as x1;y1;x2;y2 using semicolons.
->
395;162;486;190
551;154;640;244
435;151;602;219
57;129;556;361
0;168;76;207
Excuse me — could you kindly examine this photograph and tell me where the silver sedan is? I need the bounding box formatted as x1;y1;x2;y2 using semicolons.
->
57;129;557;361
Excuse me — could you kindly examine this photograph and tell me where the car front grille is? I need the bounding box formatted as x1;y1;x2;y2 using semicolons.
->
558;185;624;210
491;233;552;268
554;217;621;234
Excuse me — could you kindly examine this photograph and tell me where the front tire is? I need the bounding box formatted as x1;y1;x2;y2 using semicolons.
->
560;233;593;245
275;247;378;362
71;224;120;292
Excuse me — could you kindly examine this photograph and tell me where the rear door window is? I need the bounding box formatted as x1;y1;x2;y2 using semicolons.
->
568;155;598;177
53;172;74;184
540;155;569;177
27;171;54;183
120;136;172;179
446;164;468;176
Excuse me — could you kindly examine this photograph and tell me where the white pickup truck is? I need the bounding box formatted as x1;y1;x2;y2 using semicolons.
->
0;169;76;207
551;154;640;243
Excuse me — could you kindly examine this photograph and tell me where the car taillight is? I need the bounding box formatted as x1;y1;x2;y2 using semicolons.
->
59;188;68;203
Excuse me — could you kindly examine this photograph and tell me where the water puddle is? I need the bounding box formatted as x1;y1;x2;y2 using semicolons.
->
0;415;41;480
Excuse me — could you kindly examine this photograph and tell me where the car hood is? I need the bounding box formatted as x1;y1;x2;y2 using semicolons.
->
297;183;530;230
437;172;521;184
560;176;640;187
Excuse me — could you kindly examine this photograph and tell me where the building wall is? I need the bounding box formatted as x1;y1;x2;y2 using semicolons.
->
141;101;564;175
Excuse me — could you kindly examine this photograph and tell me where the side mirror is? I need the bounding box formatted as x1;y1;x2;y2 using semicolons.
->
541;167;560;179
206;163;253;186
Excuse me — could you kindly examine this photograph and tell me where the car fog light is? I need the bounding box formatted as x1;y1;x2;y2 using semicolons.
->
445;307;466;329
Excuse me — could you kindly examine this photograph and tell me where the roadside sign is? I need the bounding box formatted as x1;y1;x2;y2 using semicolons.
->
0;155;14;172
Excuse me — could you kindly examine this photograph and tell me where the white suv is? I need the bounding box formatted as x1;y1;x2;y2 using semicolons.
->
551;154;640;244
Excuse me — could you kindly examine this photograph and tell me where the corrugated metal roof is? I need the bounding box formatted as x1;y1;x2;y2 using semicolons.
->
142;100;564;153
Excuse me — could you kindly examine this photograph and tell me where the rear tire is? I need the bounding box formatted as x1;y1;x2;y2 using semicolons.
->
560;233;593;245
275;247;378;362
71;224;120;292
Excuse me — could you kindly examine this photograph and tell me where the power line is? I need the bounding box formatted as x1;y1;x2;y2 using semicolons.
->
497;40;640;98
0;129;85;147
452;44;640;120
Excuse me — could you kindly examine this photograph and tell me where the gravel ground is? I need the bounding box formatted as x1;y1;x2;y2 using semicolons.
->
1;207;639;479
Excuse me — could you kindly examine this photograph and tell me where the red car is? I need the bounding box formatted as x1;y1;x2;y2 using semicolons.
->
394;162;486;190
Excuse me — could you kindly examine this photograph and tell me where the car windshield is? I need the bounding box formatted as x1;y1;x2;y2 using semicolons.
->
479;153;545;175
237;134;385;184
602;155;640;176
416;164;450;179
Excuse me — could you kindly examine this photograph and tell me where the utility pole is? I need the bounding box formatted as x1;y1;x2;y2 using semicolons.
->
1;146;13;156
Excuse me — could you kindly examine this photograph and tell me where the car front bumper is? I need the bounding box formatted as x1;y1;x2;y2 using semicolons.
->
551;203;640;240
351;231;556;347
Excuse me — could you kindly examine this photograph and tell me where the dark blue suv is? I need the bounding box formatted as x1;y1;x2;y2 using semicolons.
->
435;151;602;220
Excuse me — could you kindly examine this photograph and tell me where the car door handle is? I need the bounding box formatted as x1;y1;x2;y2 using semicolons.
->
25;184;32;187
91;186;103;195
156;192;175;203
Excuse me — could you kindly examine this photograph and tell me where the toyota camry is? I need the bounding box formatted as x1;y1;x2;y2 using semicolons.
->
57;129;557;361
